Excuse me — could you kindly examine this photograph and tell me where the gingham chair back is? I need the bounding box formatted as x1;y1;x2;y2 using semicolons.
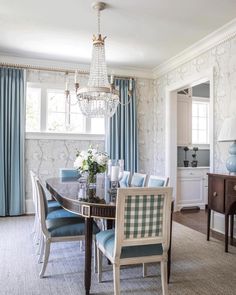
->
113;187;173;259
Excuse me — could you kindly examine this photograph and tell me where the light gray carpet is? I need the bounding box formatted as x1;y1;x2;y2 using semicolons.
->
0;216;235;295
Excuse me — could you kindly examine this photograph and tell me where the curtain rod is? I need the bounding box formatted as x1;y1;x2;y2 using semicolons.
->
0;62;134;80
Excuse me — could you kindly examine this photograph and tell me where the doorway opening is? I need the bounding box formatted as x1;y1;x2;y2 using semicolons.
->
165;69;214;234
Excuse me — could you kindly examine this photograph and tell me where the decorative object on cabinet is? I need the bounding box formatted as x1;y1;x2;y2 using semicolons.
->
207;173;236;252
191;147;198;167
183;146;189;167
218;117;236;175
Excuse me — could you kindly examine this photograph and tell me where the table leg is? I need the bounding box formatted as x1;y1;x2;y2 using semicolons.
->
225;214;229;253
207;208;211;241
230;214;234;246
85;217;93;295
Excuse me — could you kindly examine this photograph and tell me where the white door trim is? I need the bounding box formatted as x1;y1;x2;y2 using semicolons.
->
165;67;214;210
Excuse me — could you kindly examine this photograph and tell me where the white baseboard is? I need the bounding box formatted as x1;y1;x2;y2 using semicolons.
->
25;199;35;214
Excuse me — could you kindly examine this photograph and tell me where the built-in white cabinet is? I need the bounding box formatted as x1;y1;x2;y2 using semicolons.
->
177;94;192;146
177;167;209;210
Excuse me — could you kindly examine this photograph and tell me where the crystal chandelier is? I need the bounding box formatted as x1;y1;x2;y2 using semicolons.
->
76;1;119;118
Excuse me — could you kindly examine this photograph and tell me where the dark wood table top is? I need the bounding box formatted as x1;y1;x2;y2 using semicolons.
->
46;177;116;219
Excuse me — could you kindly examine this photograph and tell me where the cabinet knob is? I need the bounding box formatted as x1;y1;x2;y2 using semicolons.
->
213;192;217;197
233;185;236;191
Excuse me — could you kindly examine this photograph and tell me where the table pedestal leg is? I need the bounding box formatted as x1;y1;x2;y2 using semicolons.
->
85;217;93;295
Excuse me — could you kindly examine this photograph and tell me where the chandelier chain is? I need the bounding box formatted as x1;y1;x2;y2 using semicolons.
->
97;9;101;35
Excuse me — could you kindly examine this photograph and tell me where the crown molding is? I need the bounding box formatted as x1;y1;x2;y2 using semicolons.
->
153;17;236;79
0;53;153;79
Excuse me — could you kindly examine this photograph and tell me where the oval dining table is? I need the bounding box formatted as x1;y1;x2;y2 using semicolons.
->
46;177;173;295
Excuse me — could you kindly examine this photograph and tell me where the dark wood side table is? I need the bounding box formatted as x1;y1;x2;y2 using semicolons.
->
207;173;236;252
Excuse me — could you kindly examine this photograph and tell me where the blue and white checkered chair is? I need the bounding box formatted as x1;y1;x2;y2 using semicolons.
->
130;172;147;187
96;187;173;295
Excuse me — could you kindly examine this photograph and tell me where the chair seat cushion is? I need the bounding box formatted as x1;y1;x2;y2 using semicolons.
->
47;217;100;238
96;229;163;259
47;200;61;209
47;208;80;219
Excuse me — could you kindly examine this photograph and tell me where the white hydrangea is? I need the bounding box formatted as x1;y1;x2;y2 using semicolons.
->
74;147;109;174
96;154;108;166
74;156;83;169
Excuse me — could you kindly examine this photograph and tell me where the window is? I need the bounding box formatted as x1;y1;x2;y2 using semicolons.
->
26;87;41;132
26;83;105;134
192;99;209;144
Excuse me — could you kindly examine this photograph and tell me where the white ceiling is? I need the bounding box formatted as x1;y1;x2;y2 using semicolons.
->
0;0;236;70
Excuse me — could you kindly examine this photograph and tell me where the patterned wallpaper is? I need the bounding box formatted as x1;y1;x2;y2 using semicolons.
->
136;78;155;174
152;36;236;175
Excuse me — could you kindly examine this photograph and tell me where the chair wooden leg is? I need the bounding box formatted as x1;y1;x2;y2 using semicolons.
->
38;236;45;263
161;260;168;295
97;247;102;283
113;264;120;295
142;263;147;277
39;239;51;278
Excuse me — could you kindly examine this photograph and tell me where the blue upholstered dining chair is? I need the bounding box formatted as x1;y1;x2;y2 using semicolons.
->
59;168;80;180
130;172;147;187
96;187;173;295
147;175;169;188
30;171;61;246
119;171;130;188
35;178;100;278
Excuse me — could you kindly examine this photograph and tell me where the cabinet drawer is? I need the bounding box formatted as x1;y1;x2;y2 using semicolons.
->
208;176;225;213
178;169;203;178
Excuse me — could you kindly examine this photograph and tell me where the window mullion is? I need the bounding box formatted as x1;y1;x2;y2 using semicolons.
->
41;87;47;132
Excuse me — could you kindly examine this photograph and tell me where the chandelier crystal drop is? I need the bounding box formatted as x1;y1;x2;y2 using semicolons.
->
76;2;119;118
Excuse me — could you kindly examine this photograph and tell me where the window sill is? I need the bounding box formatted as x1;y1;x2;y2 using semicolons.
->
25;132;105;141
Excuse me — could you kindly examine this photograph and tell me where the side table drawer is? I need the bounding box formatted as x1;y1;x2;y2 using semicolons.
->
208;176;225;213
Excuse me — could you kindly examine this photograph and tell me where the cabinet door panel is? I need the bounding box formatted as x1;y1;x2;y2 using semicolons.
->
208;176;224;213
178;177;204;204
225;180;236;213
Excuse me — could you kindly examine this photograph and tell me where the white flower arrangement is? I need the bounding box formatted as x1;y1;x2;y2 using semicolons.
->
74;147;109;183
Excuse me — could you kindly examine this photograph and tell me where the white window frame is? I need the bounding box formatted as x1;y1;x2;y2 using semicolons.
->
25;82;105;140
192;96;210;147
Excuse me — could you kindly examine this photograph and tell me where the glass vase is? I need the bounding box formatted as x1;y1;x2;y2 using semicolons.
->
87;173;96;199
